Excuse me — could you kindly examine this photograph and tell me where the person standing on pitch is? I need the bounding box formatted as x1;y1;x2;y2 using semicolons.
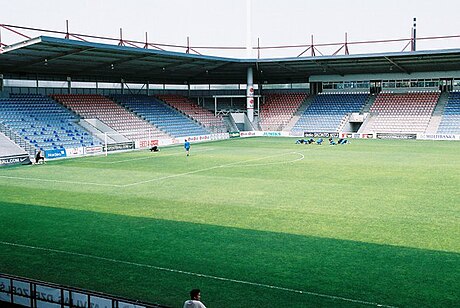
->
183;289;206;308
184;139;191;156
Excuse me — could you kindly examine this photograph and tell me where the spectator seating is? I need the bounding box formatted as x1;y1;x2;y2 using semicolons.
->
367;92;439;133
437;92;460;134
53;94;168;141
292;93;368;132
0;94;100;151
259;93;307;131
156;95;227;133
111;95;209;137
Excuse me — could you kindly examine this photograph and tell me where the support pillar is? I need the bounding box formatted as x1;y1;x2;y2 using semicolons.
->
121;78;125;94
0;74;3;93
146;82;150;96
67;77;71;94
246;67;254;122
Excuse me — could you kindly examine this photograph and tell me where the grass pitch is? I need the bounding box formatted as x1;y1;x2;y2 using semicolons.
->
0;137;459;307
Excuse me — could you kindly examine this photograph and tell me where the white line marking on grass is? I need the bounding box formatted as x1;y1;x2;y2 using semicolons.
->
122;151;304;187
0;151;304;188
86;148;216;164
235;152;304;167
0;240;397;307
0;175;122;187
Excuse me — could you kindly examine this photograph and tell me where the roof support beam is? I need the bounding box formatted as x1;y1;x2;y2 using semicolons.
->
312;60;344;76
10;46;94;71
384;56;410;74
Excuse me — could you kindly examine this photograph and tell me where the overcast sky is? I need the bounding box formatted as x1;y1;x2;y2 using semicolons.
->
1;0;460;58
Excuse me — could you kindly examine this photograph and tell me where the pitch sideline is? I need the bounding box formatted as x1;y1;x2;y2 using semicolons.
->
0;240;396;308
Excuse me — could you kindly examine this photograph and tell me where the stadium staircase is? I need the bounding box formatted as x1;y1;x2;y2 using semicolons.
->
157;95;227;133
53;94;168;142
78;118;130;144
283;94;316;131
224;115;239;132
355;94;377;133
0;121;36;156
111;95;208;137
291;93;368;133
425;92;449;134
258;93;307;131
361;93;377;113
0;94;101;153
0;131;28;157
436;91;460;134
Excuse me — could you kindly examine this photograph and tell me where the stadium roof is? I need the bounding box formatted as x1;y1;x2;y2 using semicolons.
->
2;36;460;84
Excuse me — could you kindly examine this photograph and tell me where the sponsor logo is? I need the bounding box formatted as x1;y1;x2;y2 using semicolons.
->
105;142;135;152
240;131;256;137
187;135;211;142
45;149;67;159
138;139;158;148
263;132;282;137
0;156;30;166
85;146;103;154
229;132;240;138
377;133;416;140
424;134;456;139
304;132;339;138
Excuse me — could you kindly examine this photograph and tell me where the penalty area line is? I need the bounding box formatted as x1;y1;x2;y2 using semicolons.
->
122;151;304;187
85;147;216;164
0;240;396;307
0;175;122;187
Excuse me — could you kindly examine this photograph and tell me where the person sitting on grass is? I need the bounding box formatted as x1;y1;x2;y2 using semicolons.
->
316;138;323;145
150;145;160;152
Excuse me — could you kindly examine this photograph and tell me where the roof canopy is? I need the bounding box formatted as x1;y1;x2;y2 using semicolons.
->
2;36;460;84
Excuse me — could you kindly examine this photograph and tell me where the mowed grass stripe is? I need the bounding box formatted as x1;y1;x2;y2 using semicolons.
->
1;138;459;307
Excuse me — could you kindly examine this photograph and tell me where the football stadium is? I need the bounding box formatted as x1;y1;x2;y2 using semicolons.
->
1;2;460;308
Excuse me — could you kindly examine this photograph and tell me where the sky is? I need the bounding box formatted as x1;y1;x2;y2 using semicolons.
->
1;0;460;58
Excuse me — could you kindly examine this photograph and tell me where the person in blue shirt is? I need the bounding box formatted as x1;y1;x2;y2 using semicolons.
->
184;139;191;156
316;138;323;145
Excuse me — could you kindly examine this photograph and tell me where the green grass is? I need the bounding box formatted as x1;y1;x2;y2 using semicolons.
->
0;137;459;307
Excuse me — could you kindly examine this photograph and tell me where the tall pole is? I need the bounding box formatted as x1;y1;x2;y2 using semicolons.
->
246;0;252;58
65;20;69;39
412;17;417;51
247;67;254;122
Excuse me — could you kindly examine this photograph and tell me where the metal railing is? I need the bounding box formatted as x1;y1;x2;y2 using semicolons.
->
1;22;460;58
0;272;168;308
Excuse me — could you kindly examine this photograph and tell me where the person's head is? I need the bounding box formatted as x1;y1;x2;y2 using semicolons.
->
185;139;187;142
190;289;201;301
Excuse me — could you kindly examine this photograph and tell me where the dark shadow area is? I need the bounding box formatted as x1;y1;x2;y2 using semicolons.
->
0;201;459;308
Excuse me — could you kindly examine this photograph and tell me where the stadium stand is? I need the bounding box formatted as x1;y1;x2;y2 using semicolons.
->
292;93;368;132
437;91;460;134
53;94;169;141
365;91;440;133
0;94;101;152
259;93;307;131
0;131;28;157
156;95;227;133
111;95;210;137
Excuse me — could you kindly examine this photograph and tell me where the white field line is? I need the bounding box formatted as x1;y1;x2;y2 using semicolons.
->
0;240;397;308
84;147;215;164
121;151;304;187
0;175;122;187
0;151;303;188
